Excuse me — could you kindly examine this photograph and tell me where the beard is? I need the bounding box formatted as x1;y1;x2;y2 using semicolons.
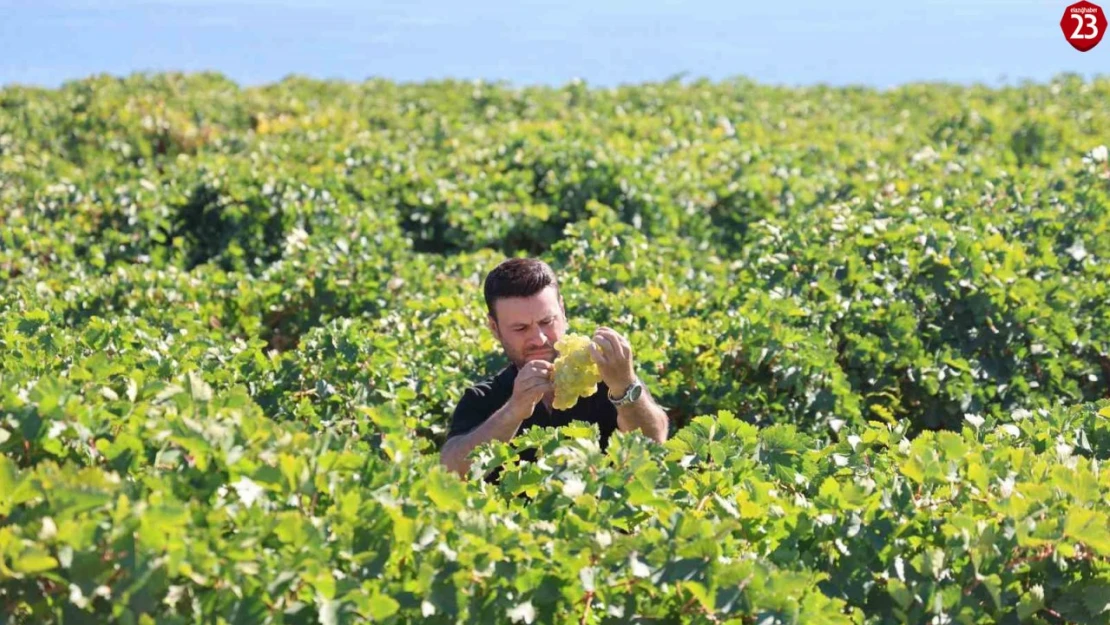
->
507;345;557;369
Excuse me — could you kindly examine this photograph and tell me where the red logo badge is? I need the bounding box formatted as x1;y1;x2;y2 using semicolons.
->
1061;1;1106;52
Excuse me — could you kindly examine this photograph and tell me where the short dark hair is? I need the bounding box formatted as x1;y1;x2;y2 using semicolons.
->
483;257;560;321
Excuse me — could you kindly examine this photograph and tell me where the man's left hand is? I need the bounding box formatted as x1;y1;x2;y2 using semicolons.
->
589;326;636;396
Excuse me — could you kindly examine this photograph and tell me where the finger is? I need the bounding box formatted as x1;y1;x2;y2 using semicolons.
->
588;341;607;364
598;326;625;343
600;329;631;359
611;333;631;359
523;367;553;382
589;336;603;354
594;334;616;358
597;327;624;347
523;378;553;393
596;330;618;356
518;369;547;384
528;383;555;399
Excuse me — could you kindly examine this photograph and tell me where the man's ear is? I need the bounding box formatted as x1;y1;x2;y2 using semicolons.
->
486;313;499;339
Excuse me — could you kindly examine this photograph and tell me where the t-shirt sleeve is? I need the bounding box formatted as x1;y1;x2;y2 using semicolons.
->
446;383;499;440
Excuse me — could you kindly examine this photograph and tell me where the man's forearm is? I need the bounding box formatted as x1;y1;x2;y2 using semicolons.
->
440;400;528;477
616;387;669;443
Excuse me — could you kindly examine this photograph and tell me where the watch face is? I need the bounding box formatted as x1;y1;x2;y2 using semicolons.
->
611;381;643;405
628;383;643;402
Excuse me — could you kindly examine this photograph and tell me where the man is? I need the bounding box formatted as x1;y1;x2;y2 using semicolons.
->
440;257;669;478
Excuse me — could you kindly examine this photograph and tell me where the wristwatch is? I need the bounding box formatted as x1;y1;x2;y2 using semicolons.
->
608;378;644;408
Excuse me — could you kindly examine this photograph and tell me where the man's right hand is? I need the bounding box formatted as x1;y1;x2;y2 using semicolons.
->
508;359;555;419
441;359;556;478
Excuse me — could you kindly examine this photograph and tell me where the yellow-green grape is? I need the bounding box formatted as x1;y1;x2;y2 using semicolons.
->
552;333;602;410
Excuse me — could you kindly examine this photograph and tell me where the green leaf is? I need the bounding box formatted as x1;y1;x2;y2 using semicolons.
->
367;593;400;620
900;455;926;484
313;570;337;601
14;549;58;575
1018;585;1046;621
1064;508;1110;556
1084;583;1110;618
425;467;466;513
0;457;17;516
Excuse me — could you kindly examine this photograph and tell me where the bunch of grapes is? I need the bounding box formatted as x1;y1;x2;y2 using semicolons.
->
552;333;602;410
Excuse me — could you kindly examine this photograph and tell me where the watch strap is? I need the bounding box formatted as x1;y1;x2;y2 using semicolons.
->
608;379;642;407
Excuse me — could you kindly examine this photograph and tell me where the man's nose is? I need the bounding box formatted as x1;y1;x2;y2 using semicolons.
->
529;326;551;347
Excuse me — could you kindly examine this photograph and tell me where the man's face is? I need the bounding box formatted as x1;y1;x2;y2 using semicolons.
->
487;285;567;370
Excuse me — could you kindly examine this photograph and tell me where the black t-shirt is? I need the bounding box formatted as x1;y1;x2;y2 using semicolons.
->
447;363;620;468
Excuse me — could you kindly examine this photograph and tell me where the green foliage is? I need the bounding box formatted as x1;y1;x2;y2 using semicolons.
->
2;71;1109;623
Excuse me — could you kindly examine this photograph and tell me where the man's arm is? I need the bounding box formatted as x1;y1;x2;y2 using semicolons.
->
440;398;529;477
614;383;669;443
590;326;669;443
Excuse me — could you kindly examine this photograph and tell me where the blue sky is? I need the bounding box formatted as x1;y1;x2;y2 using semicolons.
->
0;0;1105;89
